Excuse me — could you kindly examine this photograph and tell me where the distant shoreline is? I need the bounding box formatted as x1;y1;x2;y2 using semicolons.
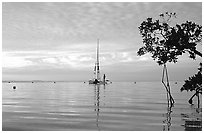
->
2;80;82;83
2;80;184;83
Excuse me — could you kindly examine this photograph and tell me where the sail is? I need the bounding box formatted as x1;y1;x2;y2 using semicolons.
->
89;39;110;84
94;64;96;74
95;39;100;80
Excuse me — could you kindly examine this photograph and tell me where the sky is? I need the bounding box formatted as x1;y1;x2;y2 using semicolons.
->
2;2;202;81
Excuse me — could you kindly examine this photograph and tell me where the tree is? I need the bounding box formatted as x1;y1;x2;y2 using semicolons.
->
137;12;202;106
181;63;202;108
181;63;202;92
138;12;202;65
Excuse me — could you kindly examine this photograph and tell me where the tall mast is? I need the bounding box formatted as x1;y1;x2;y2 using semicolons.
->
96;39;100;80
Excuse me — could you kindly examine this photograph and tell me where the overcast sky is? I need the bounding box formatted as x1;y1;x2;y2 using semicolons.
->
2;2;202;81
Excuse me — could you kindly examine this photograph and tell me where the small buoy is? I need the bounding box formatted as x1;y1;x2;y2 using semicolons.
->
8;82;10;83
84;82;85;83
13;86;16;89
134;82;136;84
54;82;56;83
32;82;34;83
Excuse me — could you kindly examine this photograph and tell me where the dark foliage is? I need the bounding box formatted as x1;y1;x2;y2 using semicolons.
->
181;63;202;92
137;12;202;65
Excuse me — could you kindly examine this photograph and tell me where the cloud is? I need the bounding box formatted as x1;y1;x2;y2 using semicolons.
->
2;2;202;81
1;3;153;51
2;49;148;70
42;57;58;64
2;53;34;68
137;54;152;62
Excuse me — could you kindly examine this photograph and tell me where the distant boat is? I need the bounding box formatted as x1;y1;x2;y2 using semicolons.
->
89;39;110;85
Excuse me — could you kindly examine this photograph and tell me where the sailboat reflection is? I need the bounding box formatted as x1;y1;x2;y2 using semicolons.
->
94;84;106;130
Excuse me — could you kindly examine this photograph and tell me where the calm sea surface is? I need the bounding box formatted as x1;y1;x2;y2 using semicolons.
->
2;81;202;131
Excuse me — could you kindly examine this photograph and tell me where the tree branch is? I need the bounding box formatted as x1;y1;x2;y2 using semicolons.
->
193;49;202;57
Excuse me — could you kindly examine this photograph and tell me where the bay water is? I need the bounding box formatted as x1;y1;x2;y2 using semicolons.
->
2;81;202;131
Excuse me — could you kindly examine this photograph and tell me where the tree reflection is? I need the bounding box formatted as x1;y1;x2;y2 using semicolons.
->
181;105;202;131
163;100;173;131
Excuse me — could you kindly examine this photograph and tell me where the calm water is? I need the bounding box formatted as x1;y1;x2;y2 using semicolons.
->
2;81;202;131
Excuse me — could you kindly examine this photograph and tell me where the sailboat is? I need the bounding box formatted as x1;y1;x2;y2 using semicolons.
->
89;39;109;84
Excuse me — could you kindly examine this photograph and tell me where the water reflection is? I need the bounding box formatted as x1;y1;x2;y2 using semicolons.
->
3;82;201;131
163;93;173;131
181;105;202;131
163;105;172;131
94;84;106;130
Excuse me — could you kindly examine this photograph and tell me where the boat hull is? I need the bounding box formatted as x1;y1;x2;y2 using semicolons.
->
89;80;107;85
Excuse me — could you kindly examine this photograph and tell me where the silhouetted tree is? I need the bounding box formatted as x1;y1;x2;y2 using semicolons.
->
181;63;202;107
137;12;202;106
181;63;202;92
138;12;202;64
